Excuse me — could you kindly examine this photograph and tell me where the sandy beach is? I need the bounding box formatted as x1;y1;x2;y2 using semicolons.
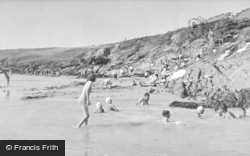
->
1;75;250;156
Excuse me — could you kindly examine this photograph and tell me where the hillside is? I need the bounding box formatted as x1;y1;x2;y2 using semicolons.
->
1;8;250;108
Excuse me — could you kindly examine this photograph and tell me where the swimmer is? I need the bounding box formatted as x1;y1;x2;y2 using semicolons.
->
218;104;236;119
162;110;171;122
136;93;150;105
102;79;112;89
95;102;104;113
196;106;205;117
76;71;96;128
105;97;119;112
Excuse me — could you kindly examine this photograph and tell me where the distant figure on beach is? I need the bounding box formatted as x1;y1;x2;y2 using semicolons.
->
113;73;118;80
162;110;171;122
129;65;134;74
3;71;10;87
144;71;150;78
136;93;150;105
237;89;250;117
102;79;112;89
119;69;126;77
131;80;137;86
217;104;236;119
95;102;104;113
76;71;96;127
105;97;119;112
196;106;205;117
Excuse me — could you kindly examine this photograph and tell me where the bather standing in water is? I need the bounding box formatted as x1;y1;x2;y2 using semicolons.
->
76;71;96;127
3;71;10;87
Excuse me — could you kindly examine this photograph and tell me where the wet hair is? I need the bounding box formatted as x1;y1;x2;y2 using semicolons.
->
87;73;96;82
162;110;170;117
220;104;228;112
144;93;150;97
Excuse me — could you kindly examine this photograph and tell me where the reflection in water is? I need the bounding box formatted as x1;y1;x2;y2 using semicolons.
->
82;129;90;156
5;90;10;100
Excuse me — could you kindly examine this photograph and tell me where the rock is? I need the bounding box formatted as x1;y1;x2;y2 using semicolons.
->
44;81;85;90
169;101;208;109
22;94;48;100
148;88;155;93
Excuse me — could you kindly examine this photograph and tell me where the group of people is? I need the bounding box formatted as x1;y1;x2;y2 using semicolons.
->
76;68;247;128
95;97;119;113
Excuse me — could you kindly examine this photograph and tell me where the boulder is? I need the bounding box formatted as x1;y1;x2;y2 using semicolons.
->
169;101;208;109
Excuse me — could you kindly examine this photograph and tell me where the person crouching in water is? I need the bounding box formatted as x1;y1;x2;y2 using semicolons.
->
76;70;96;128
217;104;236;119
95;102;104;113
136;93;150;105
162;110;171;122
102;79;112;89
105;97;119;112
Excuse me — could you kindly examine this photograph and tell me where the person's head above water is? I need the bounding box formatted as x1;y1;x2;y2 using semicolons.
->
105;97;112;104
197;106;205;117
162;110;171;118
144;93;150;98
96;102;102;109
197;106;205;114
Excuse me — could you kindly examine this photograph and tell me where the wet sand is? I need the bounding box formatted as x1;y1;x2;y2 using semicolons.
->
0;75;250;156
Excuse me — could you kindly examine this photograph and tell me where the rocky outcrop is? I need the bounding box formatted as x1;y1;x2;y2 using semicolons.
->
1;9;250;109
169;101;208;109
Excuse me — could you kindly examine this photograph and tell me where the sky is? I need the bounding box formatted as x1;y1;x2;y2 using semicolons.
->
0;0;250;49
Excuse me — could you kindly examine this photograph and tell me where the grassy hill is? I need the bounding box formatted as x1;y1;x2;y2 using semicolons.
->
1;8;250;92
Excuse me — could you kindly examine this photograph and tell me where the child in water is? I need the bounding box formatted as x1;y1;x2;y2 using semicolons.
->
196;106;205;117
217;104;236;119
136;93;150;105
95;102;104;113
76;70;96;128
105;97;119;112
162;110;171;122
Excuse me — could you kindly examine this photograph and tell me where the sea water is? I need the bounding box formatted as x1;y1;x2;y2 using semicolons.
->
0;75;250;156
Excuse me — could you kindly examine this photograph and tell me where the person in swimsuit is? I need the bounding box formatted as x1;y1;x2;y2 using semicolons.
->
136;93;150;105
76;71;96;127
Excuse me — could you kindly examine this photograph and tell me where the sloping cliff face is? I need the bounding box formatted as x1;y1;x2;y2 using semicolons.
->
1;9;250;104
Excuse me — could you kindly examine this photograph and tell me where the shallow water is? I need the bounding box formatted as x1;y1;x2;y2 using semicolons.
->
0;75;250;156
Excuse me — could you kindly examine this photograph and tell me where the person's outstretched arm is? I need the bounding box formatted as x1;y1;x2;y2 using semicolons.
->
136;98;143;105
112;104;119;111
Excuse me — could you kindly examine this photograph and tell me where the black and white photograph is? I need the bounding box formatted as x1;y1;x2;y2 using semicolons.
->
0;0;250;155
